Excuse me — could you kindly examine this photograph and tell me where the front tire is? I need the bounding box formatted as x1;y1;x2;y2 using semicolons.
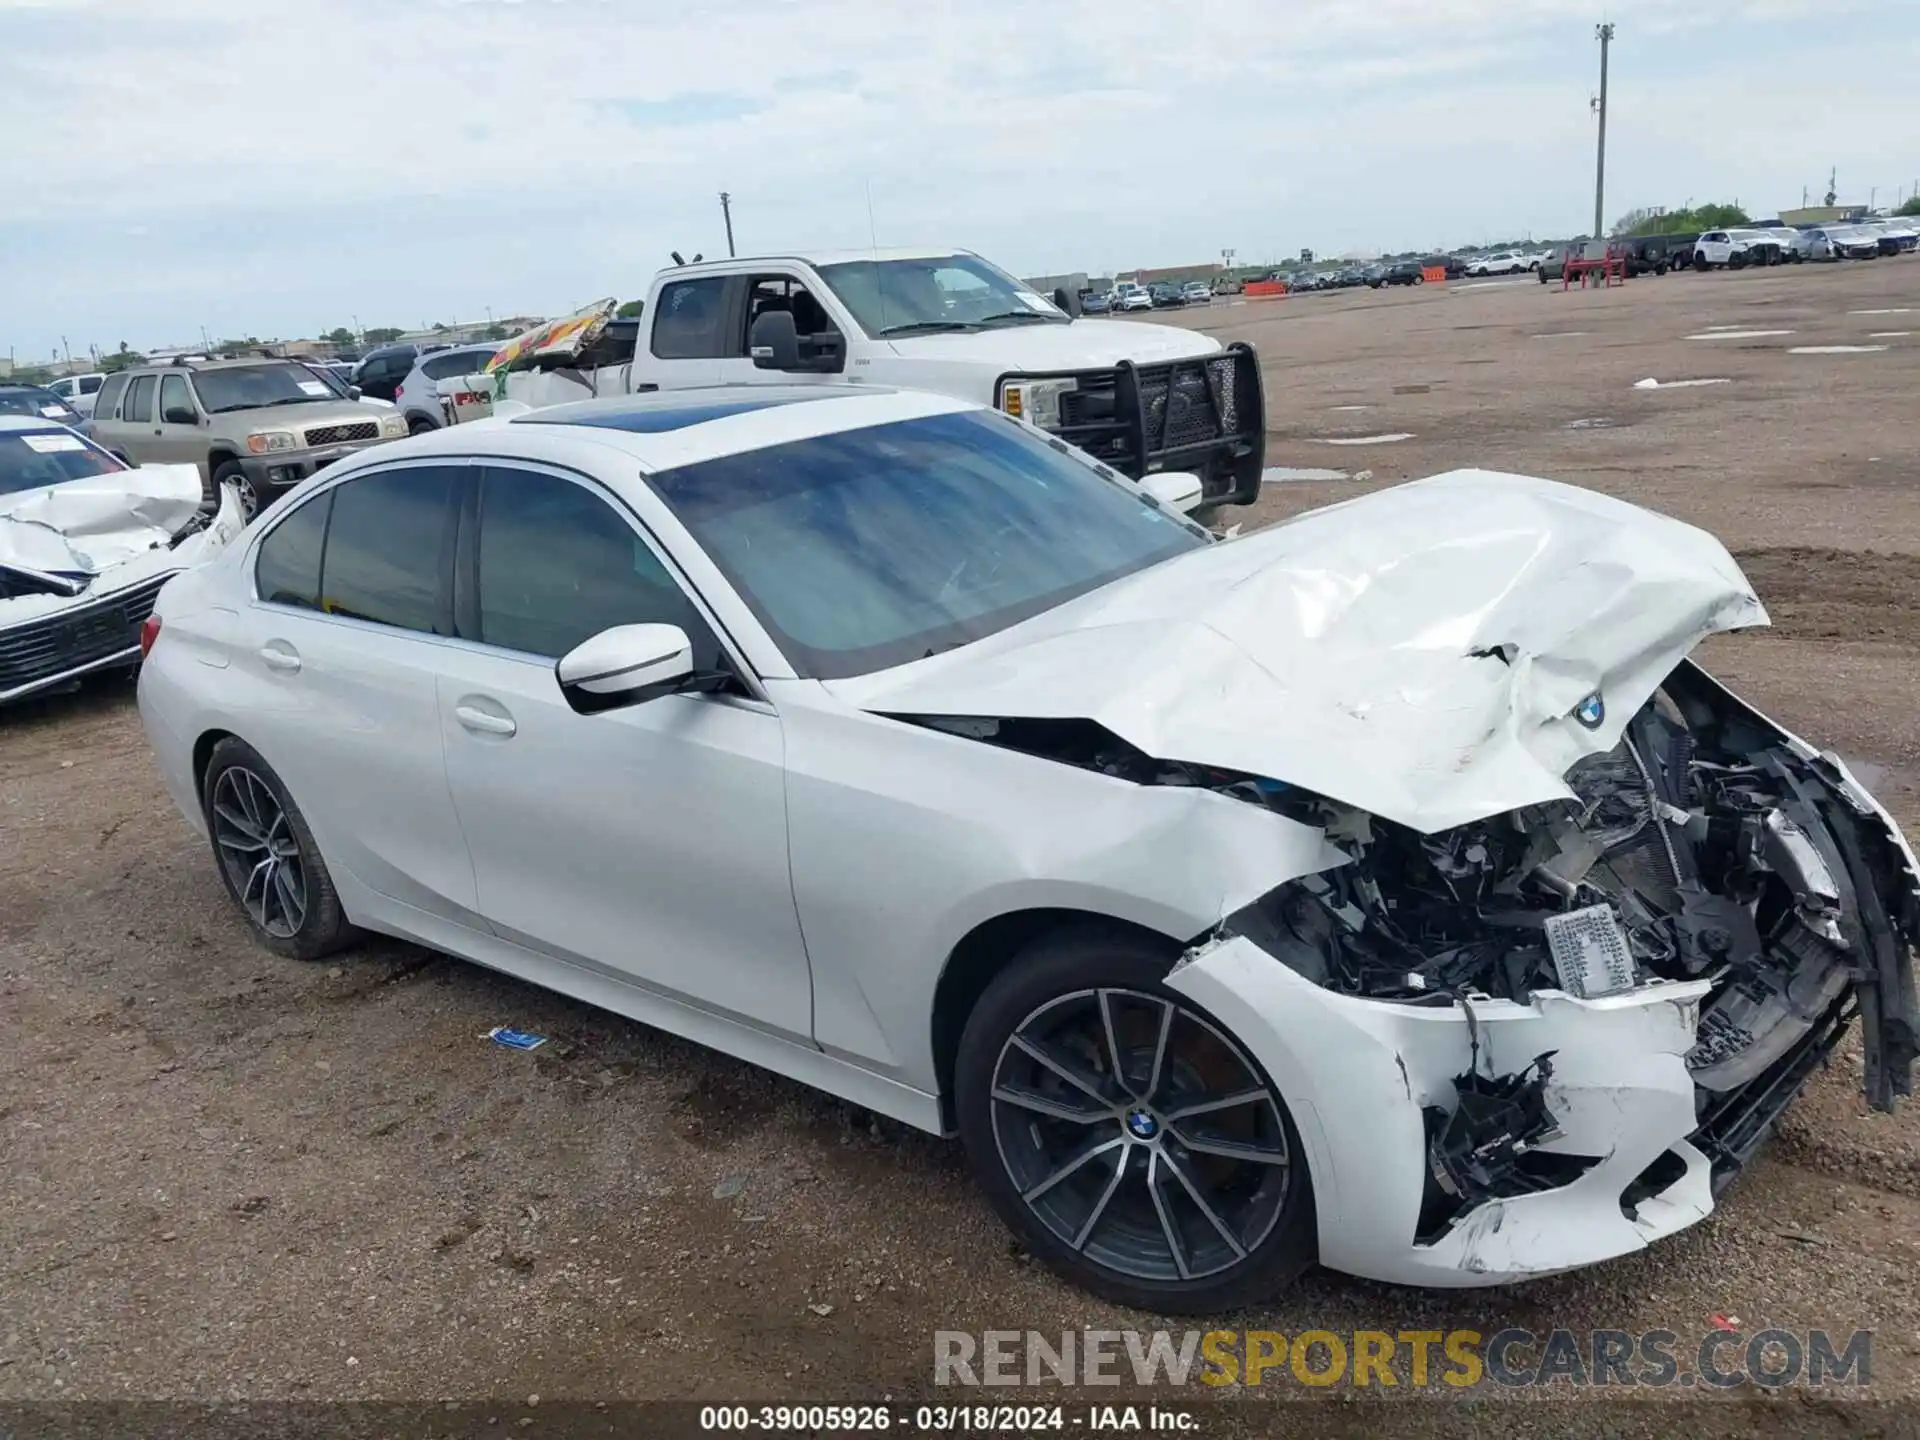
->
408;416;437;436
201;738;356;961
211;460;263;522
955;926;1316;1312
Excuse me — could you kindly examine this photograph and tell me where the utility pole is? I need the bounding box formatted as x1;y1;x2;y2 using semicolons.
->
1592;22;1615;240
719;191;736;258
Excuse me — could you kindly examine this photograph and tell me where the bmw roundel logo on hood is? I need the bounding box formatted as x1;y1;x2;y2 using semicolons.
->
1574;692;1606;730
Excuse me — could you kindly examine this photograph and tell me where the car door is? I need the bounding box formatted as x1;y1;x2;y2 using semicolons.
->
115;373;160;461
710;273;850;389
150;372;205;467
239;461;482;924
430;460;812;1038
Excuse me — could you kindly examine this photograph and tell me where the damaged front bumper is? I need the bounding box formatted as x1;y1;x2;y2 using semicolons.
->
1169;936;1718;1286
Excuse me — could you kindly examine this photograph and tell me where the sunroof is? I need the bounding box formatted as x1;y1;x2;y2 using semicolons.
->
516;394;819;434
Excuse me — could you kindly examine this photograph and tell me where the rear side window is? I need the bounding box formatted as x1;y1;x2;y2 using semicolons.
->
421;350;493;381
95;373;129;419
254;491;332;609
474;465;717;663
649;278;731;360
124;374;156;423
318;467;459;634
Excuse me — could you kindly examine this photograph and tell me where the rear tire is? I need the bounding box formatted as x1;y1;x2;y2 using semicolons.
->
408;416;436;436
954;925;1317;1312
201;738;357;962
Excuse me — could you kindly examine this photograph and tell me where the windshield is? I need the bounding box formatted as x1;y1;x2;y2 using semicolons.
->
190;364;335;414
815;255;1069;337
0;429;126;497
645;408;1206;678
0;388;77;421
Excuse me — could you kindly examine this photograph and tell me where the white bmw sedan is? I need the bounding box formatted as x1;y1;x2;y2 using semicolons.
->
139;385;1918;1311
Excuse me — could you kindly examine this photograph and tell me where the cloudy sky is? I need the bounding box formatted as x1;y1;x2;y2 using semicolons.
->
3;0;1913;360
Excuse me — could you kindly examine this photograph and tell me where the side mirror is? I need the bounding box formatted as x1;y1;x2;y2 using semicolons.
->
1052;286;1082;319
749;310;802;370
1140;470;1205;513
555;623;694;713
348;385;362;399
163;405;197;425
749;309;844;374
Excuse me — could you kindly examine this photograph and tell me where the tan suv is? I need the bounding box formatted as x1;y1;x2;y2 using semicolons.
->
90;358;406;519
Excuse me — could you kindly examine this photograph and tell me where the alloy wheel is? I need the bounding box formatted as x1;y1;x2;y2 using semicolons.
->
210;766;308;938
989;988;1290;1282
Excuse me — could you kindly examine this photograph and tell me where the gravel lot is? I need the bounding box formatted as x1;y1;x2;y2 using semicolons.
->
4;260;1919;1433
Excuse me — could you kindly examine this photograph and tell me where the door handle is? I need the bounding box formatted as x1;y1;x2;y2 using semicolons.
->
258;642;301;673
455;704;517;737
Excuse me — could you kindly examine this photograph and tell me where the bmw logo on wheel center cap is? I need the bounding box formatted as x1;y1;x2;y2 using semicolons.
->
1125;1108;1159;1140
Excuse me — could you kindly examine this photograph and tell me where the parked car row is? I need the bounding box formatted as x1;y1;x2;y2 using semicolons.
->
1541;216;1918;283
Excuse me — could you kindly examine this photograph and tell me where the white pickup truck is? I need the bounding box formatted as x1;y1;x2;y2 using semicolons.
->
503;248;1267;508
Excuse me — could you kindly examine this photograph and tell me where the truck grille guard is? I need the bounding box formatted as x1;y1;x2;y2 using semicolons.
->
1002;342;1267;505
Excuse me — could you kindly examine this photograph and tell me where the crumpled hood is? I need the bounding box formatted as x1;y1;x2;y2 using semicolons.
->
883;319;1221;369
826;470;1769;833
0;464;207;577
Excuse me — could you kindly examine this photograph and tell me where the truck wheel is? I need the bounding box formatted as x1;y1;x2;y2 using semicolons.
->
1694;252;1709;272
1411;273;1424;285
408;416;436;436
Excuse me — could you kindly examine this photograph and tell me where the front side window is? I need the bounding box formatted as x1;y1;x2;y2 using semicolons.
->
316;466;459;633
159;373;195;423
649;278;731;360
474;465;716;664
645;409;1205;679
123;374;156;424
79;375;104;395
0;429;126;496
815;254;1066;337
739;276;838;353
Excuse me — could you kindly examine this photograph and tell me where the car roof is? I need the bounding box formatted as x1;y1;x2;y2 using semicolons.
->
0;414;79;433
342;384;979;477
664;247;982;277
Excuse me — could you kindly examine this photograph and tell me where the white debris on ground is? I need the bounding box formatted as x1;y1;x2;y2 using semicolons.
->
1315;433;1414;446
1634;377;1732;390
1789;345;1889;355
1685;330;1794;341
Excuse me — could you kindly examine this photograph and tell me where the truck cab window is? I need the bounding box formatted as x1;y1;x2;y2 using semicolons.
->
649;278;731;360
741;277;838;354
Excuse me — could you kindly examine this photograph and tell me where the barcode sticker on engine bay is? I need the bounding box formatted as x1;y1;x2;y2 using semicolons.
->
1544;904;1637;999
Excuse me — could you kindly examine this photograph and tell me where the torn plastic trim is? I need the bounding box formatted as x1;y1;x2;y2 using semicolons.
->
1165;931;1714;1284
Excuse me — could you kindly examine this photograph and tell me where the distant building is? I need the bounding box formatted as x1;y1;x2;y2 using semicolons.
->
1780;205;1867;226
1129;262;1224;287
1022;272;1091;298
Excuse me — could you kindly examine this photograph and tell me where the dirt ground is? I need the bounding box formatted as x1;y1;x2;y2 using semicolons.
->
4;260;1919;1435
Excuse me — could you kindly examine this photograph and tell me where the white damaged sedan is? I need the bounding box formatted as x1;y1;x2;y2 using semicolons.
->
2;417;243;707
136;387;1917;1310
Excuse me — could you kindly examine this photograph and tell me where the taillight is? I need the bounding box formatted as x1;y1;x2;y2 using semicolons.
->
395;383;405;398
139;613;162;658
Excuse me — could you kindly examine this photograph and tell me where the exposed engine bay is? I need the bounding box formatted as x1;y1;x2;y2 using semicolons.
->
904;661;1918;1197
1222;665;1914;1106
